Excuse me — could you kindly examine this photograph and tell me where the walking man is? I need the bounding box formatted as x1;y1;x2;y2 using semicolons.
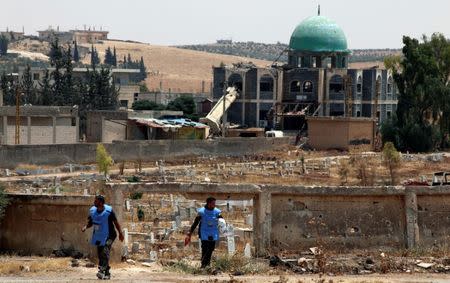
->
82;195;124;280
186;197;223;268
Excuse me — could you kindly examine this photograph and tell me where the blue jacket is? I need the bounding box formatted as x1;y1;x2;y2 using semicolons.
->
89;205;112;246
198;207;221;241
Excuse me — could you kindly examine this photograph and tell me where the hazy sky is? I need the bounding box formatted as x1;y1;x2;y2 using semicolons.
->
2;0;449;49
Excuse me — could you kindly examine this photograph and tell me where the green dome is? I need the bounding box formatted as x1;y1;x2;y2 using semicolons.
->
289;16;349;53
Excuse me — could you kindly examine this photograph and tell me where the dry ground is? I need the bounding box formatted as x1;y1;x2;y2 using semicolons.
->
1;256;450;282
81;40;271;94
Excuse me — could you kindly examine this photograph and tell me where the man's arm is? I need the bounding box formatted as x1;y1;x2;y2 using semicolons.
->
113;218;124;242
110;211;124;242
81;216;93;232
187;215;201;237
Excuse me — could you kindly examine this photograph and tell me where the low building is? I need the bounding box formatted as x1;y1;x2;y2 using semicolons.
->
86;110;184;143
37;28;73;44
71;30;109;44
0;30;25;41
129;118;209;140
307;116;376;150
0;106;79;145
136;92;212;115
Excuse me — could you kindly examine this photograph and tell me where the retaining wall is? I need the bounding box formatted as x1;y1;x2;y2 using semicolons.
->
2;184;449;259
0;137;291;167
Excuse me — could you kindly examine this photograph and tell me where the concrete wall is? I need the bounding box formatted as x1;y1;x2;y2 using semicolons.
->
108;183;450;256
0;195;94;256
307;117;375;150
0;137;291;167
2;185;450;259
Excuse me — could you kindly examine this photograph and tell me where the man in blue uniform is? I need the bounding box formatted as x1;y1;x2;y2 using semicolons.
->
82;195;124;280
186;197;223;268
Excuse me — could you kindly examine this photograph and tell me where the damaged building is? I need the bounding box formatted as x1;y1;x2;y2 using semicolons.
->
212;12;398;130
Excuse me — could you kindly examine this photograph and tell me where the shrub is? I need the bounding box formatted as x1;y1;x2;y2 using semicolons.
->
130;191;143;200
383;142;401;185
96;144;113;177
0;185;9;223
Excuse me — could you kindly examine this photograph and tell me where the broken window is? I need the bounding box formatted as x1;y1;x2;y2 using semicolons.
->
290;81;301;92
33;73;40;81
303;81;313;93
357;76;362;93
228;73;243;92
260;75;274;92
387;76;393;94
329;75;343;92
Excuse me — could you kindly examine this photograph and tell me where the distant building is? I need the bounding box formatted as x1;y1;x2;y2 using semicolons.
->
0;30;25;41
15;66;141;109
37;27;109;44
71;30;109;44
0;106;79;145
37;28;73;43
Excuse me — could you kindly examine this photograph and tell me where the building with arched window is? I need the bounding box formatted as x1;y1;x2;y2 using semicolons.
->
212;11;398;130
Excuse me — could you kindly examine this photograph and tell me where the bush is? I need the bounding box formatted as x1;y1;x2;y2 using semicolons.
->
130;191;143;199
96;144;113;177
0;185;9;223
137;207;145;221
383;142;401;185
132;100;166;111
127;175;141;183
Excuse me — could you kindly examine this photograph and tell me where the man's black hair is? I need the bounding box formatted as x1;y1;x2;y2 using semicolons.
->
95;195;105;204
206;197;216;203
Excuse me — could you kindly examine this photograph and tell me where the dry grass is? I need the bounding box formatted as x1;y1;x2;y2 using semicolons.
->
0;257;69;275
81;40;271;94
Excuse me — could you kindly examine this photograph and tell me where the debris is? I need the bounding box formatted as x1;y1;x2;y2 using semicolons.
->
126;259;136;265
85;262;96;268
141;262;153;267
19;265;30;272
309;247;320;255
417;262;435;269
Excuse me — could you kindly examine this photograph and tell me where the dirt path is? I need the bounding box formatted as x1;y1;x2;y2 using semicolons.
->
1;268;450;283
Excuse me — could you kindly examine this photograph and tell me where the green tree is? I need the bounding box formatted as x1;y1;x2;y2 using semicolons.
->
382;142;401;185
90;45;100;67
73;41;80;63
49;38;65;105
40;69;52;105
132;100;166;111
112;47;117;67
1;72;15;105
384;33;450;152
138;56;147;81
0;35;9;56
96;144;113;177
0;185;9;224
104;46;113;65
20;65;35;104
166;96;196;115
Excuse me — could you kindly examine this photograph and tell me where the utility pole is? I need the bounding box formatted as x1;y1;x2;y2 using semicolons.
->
15;86;22;145
373;78;381;120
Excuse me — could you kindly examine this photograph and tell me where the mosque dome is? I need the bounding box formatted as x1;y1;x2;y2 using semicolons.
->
289;15;349;53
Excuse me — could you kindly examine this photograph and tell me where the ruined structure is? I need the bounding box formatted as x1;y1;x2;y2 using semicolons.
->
213;11;398;130
37;27;109;44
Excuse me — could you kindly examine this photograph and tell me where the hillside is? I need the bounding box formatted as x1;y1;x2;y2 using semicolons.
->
177;41;401;64
81;40;272;94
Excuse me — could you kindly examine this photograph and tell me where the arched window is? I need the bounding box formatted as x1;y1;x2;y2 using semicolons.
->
376;75;382;96
329;75;343;92
290;81;301;92
228;73;243;92
260;75;274;92
357;76;362;93
303;81;313;93
387;76;393;94
341;57;346;68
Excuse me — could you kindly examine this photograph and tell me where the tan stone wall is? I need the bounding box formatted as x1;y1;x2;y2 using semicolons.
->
308;118;374;150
